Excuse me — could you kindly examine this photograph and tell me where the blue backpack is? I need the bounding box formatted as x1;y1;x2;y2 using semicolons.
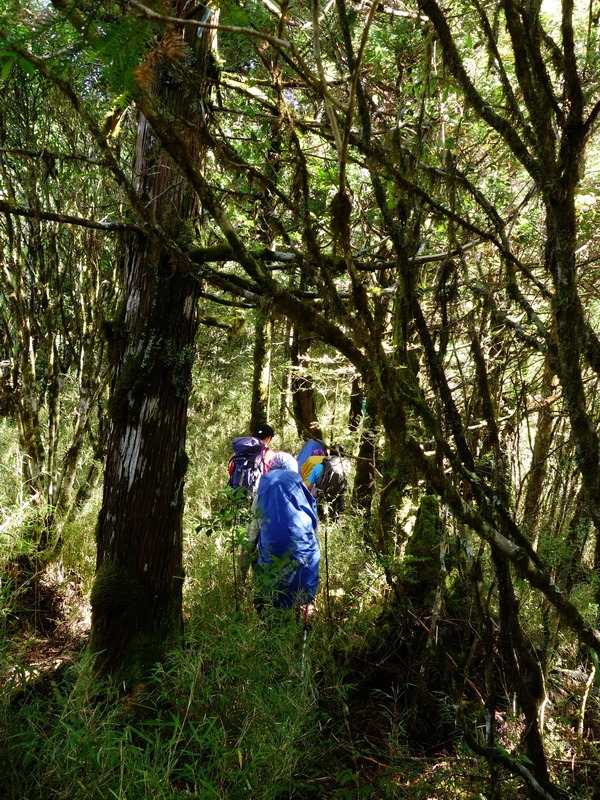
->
228;436;266;496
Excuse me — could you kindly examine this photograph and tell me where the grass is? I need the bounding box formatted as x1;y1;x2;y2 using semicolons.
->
0;506;460;800
1;426;599;798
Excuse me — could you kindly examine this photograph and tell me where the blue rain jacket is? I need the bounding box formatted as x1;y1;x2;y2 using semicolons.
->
255;469;319;607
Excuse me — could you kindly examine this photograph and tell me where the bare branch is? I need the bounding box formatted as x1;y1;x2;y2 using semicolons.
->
0;199;140;232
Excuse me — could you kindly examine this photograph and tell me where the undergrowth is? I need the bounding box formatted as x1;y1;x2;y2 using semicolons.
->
0;417;599;798
2;510;598;799
0;510;472;799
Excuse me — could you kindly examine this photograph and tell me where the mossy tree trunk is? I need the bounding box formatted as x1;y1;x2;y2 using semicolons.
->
89;2;211;685
520;352;556;546
250;87;283;434
250;301;273;433
290;324;323;440
351;391;377;513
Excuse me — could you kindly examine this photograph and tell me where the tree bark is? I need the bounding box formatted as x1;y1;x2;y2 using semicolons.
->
290;324;323;440
521;353;556;546
89;2;210;685
351;390;377;513
492;549;552;797
250;302;273;433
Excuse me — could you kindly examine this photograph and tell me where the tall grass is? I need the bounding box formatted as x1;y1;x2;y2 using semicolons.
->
1;616;327;800
0;495;421;800
1;415;599;798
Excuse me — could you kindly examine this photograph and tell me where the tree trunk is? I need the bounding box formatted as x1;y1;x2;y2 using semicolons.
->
521;353;556;546
290;324;323;440
352;393;377;513
492;549;552;796
250;99;282;434
348;377;363;432
89;2;210;685
250;302;273;433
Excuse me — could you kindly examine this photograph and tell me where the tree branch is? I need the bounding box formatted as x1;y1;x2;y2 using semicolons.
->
417;0;541;180
404;437;600;657
0;199;140;232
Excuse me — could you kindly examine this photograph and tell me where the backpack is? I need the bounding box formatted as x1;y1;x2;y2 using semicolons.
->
297;438;326;472
315;455;350;499
228;436;266;497
300;454;325;483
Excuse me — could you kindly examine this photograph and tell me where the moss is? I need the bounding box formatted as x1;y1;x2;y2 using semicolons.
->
403;494;443;606
107;333;194;426
89;562;182;691
102;317;126;370
375;446;413;554
89;561;168;687
163;341;195;398
90;560;150;619
174;449;190;490
107;350;147;425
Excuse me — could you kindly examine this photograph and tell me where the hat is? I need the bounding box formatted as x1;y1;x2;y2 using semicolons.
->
270;452;298;471
255;423;275;440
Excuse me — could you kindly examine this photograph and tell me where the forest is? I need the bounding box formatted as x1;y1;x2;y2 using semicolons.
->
1;0;600;797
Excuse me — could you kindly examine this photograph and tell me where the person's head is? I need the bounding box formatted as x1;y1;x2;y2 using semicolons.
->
269;452;298;472
255;423;275;445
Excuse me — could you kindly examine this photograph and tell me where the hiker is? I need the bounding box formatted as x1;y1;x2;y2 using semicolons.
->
247;451;320;614
306;444;351;520
255;422;276;471
227;423;276;500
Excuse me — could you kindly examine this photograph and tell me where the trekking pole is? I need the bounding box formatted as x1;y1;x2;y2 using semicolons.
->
231;499;240;613
324;520;331;625
232;516;239;612
300;602;310;677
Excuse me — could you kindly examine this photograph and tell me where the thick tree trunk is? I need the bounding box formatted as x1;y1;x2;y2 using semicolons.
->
89;2;209;685
90;249;199;682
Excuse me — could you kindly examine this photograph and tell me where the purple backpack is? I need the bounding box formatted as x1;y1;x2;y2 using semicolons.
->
228;436;266;496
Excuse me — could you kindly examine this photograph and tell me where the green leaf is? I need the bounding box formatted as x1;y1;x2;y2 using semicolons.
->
227;5;250;27
0;59;13;81
18;57;36;76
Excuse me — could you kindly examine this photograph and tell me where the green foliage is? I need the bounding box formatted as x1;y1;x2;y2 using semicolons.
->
91;15;156;98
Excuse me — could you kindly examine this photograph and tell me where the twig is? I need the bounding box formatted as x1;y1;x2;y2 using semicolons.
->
577;664;596;741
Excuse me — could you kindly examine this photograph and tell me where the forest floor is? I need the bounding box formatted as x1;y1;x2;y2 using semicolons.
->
6;572;90;695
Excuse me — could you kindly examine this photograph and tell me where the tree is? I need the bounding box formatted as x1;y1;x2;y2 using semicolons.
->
173;2;600;791
1;0;216;681
89;3;217;683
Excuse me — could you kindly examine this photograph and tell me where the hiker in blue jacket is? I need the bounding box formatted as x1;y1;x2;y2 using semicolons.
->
248;451;320;614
